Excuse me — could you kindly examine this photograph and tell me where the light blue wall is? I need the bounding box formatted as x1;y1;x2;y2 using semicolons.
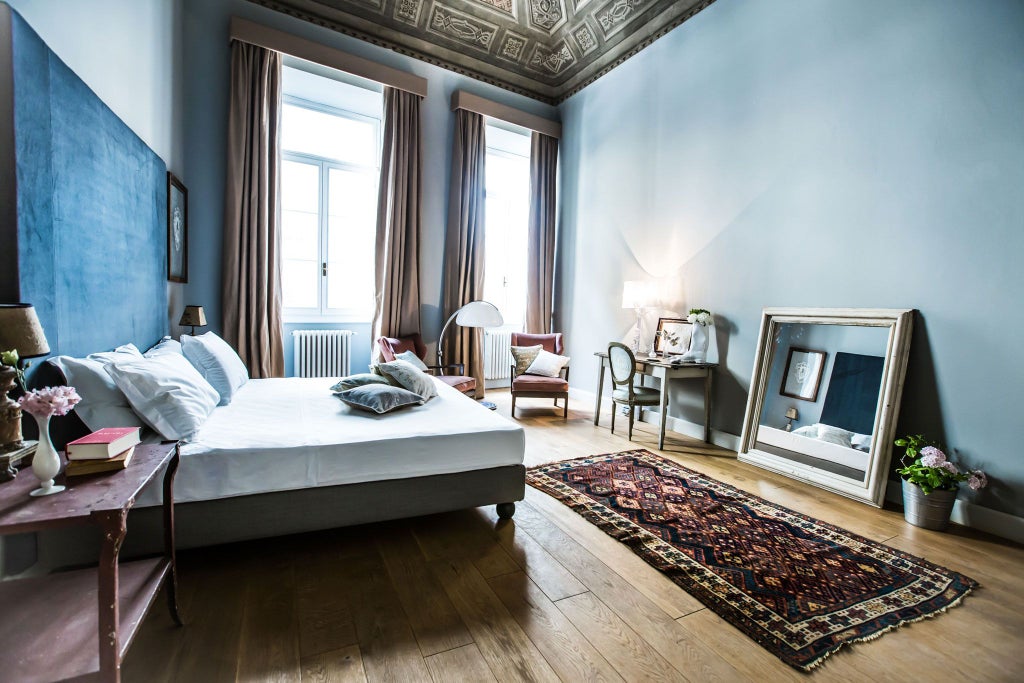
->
180;0;558;371
557;0;1024;516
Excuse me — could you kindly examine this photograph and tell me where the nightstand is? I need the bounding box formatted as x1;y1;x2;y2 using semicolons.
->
0;443;181;682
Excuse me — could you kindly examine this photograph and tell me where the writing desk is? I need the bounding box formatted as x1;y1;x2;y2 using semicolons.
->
594;352;716;449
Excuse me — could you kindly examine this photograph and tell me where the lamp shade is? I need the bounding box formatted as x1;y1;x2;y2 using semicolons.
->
785;407;799;420
0;303;50;358
454;301;504;328
178;305;207;328
621;281;653;309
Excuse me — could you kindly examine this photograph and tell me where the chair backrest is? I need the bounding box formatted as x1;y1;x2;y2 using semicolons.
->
511;332;564;355
607;342;637;388
377;333;427;362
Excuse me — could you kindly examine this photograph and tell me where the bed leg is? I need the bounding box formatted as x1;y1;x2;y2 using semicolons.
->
496;502;516;519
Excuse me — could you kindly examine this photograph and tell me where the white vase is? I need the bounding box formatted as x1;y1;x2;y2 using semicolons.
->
30;414;64;497
683;324;710;363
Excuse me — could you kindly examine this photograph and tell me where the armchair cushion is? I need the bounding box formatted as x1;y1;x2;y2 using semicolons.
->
511;374;569;392
438;375;476;394
525;350;570;378
510;345;543;376
377;334;427;363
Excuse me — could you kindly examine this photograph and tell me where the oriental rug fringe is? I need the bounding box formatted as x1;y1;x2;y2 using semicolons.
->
526;449;977;671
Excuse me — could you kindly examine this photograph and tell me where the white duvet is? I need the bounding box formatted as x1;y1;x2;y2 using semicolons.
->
138;376;525;505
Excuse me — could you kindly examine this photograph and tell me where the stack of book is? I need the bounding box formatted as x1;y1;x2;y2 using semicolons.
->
64;427;141;477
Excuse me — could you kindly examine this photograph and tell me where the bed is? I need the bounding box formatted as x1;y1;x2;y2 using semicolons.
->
41;360;525;552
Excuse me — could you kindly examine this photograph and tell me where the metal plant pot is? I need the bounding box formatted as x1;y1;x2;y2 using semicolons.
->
902;479;958;531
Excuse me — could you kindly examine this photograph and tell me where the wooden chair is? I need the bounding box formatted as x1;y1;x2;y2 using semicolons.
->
510;333;569;419
607;342;661;441
377;333;476;397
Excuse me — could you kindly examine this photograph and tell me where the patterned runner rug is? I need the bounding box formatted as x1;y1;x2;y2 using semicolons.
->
526;449;977;671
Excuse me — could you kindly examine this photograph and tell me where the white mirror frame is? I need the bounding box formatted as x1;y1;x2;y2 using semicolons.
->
738;308;915;507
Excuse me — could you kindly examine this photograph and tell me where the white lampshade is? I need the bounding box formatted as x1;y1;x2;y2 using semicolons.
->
621;281;653;309
455;301;504;328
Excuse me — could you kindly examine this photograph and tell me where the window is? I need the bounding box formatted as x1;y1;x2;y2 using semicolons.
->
280;65;381;321
483;123;531;329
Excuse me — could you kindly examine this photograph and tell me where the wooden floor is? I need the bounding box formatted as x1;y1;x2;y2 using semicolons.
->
123;391;1024;682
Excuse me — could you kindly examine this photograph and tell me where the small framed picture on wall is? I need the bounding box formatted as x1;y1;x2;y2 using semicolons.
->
780;347;827;402
167;172;188;283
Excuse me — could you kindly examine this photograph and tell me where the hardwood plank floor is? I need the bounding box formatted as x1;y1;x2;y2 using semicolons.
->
122;390;1024;681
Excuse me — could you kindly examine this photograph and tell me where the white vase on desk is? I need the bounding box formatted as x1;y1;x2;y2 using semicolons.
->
682;324;710;363
29;414;64;497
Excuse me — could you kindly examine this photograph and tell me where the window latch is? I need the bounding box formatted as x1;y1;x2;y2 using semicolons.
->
322;262;328;277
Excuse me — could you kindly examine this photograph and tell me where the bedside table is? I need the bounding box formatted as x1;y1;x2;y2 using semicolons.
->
0;443;181;683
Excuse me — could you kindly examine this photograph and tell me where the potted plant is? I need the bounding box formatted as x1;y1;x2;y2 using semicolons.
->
681;308;713;363
895;434;988;530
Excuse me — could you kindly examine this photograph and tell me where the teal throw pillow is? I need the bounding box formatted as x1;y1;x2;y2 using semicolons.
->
374;359;438;400
335;384;426;414
395;350;429;371
331;373;391;393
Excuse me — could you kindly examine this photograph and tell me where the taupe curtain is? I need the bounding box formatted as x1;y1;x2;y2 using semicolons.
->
526;131;558;334
442;109;486;396
222;41;284;378
372;87;423;349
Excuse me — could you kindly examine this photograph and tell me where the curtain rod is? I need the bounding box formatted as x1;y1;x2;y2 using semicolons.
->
230;17;428;98
451;90;561;139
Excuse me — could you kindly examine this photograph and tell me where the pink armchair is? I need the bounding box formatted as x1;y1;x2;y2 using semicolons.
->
510;333;569;419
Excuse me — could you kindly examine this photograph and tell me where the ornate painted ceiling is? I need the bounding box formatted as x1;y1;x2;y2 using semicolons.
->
249;0;717;103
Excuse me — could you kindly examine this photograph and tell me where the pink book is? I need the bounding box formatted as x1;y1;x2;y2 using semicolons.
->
66;427;141;460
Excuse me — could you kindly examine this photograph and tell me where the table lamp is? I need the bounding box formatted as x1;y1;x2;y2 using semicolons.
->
178;305;207;336
621;281;653;352
0;304;50;451
785;407;799;431
437;301;504;368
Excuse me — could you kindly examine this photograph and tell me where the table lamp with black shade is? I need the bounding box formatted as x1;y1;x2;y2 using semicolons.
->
0;303;50;455
178;305;207;336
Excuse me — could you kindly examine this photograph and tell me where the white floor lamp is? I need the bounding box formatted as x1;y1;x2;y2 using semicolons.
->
437;300;505;369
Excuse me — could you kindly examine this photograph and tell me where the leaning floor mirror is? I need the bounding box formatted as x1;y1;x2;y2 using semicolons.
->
739;308;914;507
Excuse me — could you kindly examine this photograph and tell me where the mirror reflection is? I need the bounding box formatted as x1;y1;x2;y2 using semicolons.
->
755;323;890;483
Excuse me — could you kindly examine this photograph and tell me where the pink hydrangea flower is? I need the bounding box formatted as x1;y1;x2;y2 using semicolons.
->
919;446;946;466
940;461;959;475
18;386;81;418
968;470;988;491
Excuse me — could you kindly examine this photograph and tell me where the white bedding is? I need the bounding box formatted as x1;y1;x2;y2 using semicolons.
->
139;376;524;505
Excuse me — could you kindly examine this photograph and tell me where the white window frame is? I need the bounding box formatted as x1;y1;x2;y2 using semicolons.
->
280;95;381;323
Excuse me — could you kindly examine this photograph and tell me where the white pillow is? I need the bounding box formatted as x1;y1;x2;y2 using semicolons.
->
526;350;570;378
851;433;873;452
145;337;183;357
48;356;147;431
87;343;143;364
816;423;855;448
181;332;249;406
106;353;220;440
395;350;428;372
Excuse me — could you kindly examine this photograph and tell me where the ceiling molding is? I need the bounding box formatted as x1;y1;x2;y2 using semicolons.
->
247;0;717;104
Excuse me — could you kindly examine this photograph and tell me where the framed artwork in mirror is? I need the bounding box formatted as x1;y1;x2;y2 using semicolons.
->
780;347;826;401
654;317;692;355
167;172;188;283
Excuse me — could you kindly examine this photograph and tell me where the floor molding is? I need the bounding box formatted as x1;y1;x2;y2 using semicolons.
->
573;386;1022;545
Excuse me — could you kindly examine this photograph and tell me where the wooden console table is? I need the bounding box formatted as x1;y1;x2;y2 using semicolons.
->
0;443;181;683
594;352;716;449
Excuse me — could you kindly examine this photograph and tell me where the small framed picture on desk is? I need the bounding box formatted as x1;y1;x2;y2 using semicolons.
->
655;318;692;355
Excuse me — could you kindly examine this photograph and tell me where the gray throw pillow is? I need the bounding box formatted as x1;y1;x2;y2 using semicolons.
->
330;373;391;393
510;345;543;375
374;359;438;400
395;350;429;371
335;384;426;414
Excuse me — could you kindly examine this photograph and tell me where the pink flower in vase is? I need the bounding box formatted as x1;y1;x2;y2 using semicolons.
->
17;386;81;418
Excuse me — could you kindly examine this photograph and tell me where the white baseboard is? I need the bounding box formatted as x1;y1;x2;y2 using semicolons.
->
569;386;740;452
573;386;1024;545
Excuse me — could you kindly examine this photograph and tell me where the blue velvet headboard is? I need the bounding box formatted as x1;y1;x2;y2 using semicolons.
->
819;352;885;436
0;5;168;367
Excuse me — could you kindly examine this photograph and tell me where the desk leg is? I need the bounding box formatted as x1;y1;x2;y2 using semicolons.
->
704;370;713;444
594;358;606;426
164;446;183;626
96;508;127;683
658;378;668;450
